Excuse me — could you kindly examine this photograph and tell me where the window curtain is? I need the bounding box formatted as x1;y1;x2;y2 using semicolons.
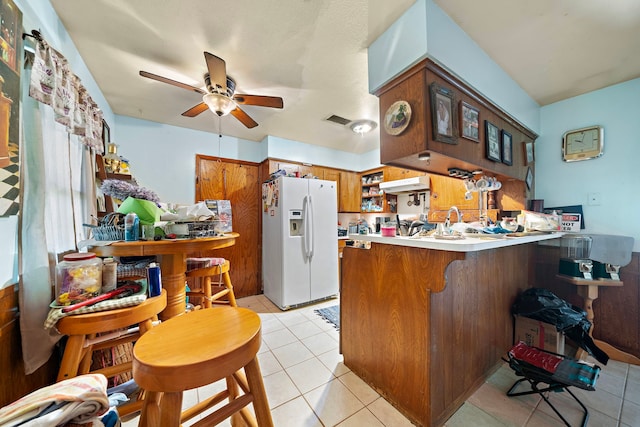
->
19;51;97;374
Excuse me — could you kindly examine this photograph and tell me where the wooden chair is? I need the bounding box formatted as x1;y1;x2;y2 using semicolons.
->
186;258;237;308
133;307;273;427
56;291;167;416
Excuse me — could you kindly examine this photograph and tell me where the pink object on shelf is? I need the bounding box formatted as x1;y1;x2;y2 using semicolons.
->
381;226;396;237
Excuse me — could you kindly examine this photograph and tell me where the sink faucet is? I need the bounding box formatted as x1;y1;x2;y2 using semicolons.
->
445;206;462;230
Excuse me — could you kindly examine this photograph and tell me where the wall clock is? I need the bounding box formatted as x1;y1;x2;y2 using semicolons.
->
562;125;604;162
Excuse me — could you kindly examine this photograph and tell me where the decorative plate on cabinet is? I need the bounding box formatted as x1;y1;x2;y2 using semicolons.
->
384;100;411;136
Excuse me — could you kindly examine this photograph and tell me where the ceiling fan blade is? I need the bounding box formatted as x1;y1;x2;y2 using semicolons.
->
204;52;227;94
182;102;210;117
139;70;205;94
231;107;258;128
233;94;284;109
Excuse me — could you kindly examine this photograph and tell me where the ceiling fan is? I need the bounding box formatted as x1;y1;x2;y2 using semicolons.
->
139;52;284;128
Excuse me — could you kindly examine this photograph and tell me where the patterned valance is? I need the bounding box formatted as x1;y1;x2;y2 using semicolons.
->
27;31;104;154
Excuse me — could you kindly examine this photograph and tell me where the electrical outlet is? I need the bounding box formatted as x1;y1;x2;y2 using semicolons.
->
588;192;601;206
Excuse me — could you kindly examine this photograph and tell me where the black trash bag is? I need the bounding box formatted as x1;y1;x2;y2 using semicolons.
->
512;288;609;365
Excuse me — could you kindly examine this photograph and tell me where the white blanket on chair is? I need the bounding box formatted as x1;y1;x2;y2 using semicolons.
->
0;374;108;426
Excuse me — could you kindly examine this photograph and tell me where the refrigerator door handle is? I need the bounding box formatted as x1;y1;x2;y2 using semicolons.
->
303;195;310;258
307;195;314;259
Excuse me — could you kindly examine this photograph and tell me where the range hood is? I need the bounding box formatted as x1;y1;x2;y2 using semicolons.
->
379;175;430;194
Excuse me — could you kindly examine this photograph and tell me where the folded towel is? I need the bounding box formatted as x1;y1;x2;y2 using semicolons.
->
0;374;109;426
44;292;147;331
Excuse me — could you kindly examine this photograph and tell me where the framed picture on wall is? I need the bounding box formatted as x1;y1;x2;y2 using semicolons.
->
485;120;500;162
524;141;535;165
501;130;512;165
459;101;480;142
429;82;457;144
526;167;533;190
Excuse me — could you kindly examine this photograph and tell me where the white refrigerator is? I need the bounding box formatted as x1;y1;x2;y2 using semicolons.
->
262;176;339;310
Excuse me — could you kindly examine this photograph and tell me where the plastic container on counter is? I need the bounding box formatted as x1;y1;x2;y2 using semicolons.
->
380;223;397;237
55;252;103;306
101;257;118;293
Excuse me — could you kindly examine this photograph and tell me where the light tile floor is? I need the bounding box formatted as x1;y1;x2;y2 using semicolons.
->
123;294;640;426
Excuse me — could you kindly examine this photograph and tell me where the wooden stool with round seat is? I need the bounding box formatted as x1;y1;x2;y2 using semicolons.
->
56;290;167;416
132;307;273;427
186;257;237;308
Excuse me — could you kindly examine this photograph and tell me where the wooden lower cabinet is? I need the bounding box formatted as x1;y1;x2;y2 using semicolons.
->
341;243;533;426
0;285;58;407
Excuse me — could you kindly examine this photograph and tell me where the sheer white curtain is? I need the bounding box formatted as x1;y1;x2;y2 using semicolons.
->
19;54;96;374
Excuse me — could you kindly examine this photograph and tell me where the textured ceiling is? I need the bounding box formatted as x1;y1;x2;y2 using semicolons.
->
50;0;415;154
50;0;640;154
434;0;640;105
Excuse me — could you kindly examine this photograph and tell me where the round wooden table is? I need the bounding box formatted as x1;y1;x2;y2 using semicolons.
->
87;233;238;319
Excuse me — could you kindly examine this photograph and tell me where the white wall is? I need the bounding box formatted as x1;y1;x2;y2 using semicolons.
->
368;0;540;134
115;116;383;205
537;78;640;252
367;0;427;95
264;135;381;172
115;116;263;204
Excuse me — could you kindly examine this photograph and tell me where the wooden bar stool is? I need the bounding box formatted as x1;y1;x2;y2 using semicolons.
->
133;307;273;427
56;291;167;416
186;258;237;308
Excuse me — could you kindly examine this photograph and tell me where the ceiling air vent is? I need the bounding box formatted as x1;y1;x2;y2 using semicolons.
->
325;114;352;126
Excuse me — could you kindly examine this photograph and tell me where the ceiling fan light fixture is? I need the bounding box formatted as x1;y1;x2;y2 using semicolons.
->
202;93;237;116
349;119;377;135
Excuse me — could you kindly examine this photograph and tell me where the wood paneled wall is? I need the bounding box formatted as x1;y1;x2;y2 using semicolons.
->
0;285;58;407
341;243;532;426
532;246;640;359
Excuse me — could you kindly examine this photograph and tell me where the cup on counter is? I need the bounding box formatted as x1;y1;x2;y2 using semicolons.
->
141;224;155;240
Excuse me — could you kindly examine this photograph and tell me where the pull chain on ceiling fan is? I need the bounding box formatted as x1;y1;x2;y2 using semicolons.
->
139;52;283;129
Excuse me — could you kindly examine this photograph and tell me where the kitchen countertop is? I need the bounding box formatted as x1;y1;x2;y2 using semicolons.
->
348;231;563;252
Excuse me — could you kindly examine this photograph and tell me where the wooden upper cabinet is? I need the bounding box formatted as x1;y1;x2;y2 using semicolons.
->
323;168;340;182
263;159;314;178
375;59;536;210
338;171;360;212
383;166;425;182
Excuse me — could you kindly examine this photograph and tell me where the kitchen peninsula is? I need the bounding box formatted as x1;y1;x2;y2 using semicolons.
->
340;233;561;426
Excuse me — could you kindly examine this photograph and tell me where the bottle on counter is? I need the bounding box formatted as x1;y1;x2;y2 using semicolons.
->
124;212;140;241
146;262;162;298
101;257;118;293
